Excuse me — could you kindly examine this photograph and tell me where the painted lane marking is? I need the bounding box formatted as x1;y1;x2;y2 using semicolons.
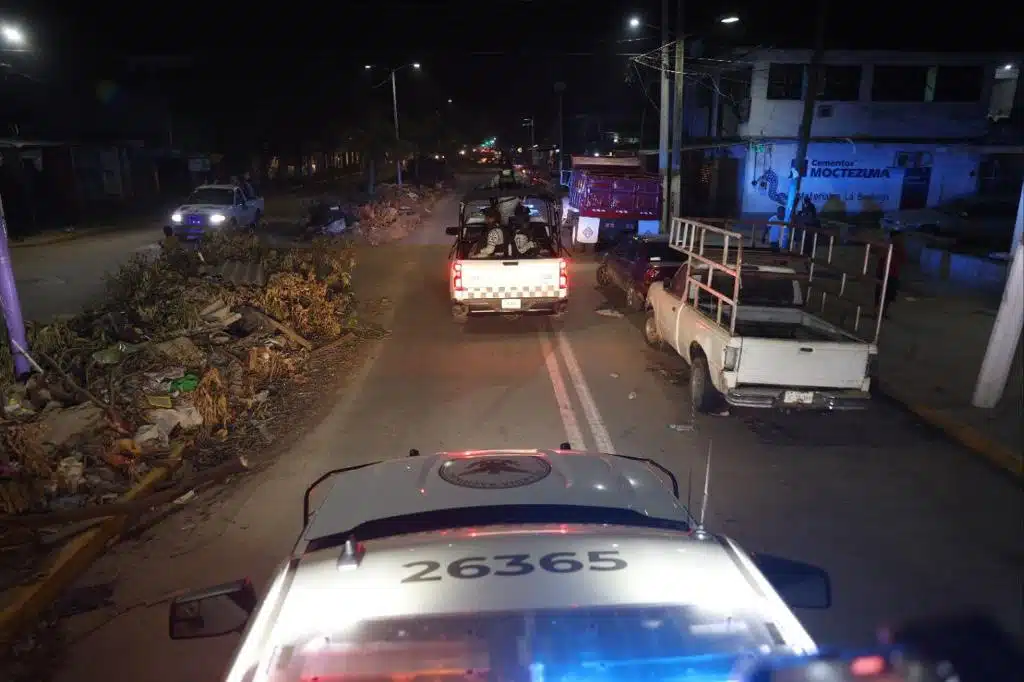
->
539;331;586;449
555;330;615;454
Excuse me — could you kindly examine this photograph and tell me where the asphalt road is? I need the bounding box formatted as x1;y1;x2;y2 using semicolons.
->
11;226;162;322
52;182;1022;682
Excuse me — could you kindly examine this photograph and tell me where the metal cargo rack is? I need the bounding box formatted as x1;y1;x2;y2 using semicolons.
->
668;217;894;344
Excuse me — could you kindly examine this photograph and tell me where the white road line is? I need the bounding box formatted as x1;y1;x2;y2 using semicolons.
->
555;331;616;454
539;332;586;449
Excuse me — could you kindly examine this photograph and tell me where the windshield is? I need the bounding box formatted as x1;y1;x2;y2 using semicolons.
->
463;198;552;224
697;271;802;308
464;200;493;222
187;188;234;205
267;605;778;682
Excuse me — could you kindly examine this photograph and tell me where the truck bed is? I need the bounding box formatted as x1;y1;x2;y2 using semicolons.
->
733;320;843;342
708;305;859;344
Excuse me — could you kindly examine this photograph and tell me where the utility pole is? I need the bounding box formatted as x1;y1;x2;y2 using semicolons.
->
972;180;1024;408
0;195;30;378
554;82;566;177
658;0;671;231
781;0;828;242
390;69;403;187
670;0;686;219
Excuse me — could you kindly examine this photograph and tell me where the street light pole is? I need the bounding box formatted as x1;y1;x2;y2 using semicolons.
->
658;0;672;232
554;82;566;177
390;69;403;187
670;0;686;220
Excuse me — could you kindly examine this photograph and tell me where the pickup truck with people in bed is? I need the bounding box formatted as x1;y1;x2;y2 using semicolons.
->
446;183;568;323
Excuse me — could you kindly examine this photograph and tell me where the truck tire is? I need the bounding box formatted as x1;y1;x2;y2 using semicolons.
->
643;311;665;350
689;354;722;414
596;265;611;287
626;286;644;311
452;305;469;324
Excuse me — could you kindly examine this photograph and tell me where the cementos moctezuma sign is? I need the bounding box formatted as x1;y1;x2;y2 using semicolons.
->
746;148;905;214
808;160;892;179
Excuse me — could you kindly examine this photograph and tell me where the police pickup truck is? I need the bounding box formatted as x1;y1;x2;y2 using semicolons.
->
167;446;834;682
446;185;568;323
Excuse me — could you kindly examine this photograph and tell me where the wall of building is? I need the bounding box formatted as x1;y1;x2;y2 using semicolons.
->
741;141;981;217
730;50;1012;140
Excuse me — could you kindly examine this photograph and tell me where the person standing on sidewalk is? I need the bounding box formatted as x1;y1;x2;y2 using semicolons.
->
875;232;907;318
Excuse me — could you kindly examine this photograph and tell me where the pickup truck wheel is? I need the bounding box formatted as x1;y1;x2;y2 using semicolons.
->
689;355;722;414
643;311;665;349
596;265;611;287
626;286;645;311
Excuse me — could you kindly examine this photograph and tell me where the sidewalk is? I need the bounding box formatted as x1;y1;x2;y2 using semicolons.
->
875;278;1022;477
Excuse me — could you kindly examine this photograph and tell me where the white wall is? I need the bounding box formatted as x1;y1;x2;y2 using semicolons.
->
741;141;980;216
732;49;1013;140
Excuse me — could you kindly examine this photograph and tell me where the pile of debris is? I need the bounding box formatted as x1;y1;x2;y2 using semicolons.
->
356;183;443;245
0;232;357;522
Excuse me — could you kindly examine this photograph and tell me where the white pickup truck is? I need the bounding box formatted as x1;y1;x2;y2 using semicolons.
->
447;185;567;323
169;184;265;239
645;218;890;412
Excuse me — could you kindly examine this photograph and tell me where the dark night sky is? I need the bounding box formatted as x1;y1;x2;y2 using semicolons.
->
4;0;1020;149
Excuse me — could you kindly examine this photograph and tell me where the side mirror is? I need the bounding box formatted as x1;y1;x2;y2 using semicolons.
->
168;579;258;640
445;226;460;236
752;553;832;609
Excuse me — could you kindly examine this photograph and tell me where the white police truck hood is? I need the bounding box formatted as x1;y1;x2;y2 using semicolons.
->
300;449;692;545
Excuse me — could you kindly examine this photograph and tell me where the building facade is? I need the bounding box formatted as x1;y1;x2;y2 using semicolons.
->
682;48;1023;219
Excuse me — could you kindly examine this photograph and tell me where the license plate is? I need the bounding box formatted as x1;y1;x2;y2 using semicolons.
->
783;390;815;405
501;298;522;310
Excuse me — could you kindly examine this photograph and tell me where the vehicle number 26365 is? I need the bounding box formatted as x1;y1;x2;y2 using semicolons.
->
401;550;627;583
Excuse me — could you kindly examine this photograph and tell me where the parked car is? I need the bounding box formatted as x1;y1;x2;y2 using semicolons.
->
596;234;684;311
880;195;1017;253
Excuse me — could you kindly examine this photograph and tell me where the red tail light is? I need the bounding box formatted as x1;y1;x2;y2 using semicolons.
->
643;266;660;284
559;259;568;290
452;262;464;291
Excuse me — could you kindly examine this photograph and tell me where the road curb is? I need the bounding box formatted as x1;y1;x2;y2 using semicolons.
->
0;449;184;643
11;225;141;249
881;385;1022;479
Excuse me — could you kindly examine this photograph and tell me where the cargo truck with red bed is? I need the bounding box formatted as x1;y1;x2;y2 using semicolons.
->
560;155;662;249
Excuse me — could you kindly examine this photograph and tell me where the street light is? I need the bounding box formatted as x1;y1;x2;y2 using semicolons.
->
366;62;422;187
628;16;641;29
1;24;25;46
720;15;740;24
